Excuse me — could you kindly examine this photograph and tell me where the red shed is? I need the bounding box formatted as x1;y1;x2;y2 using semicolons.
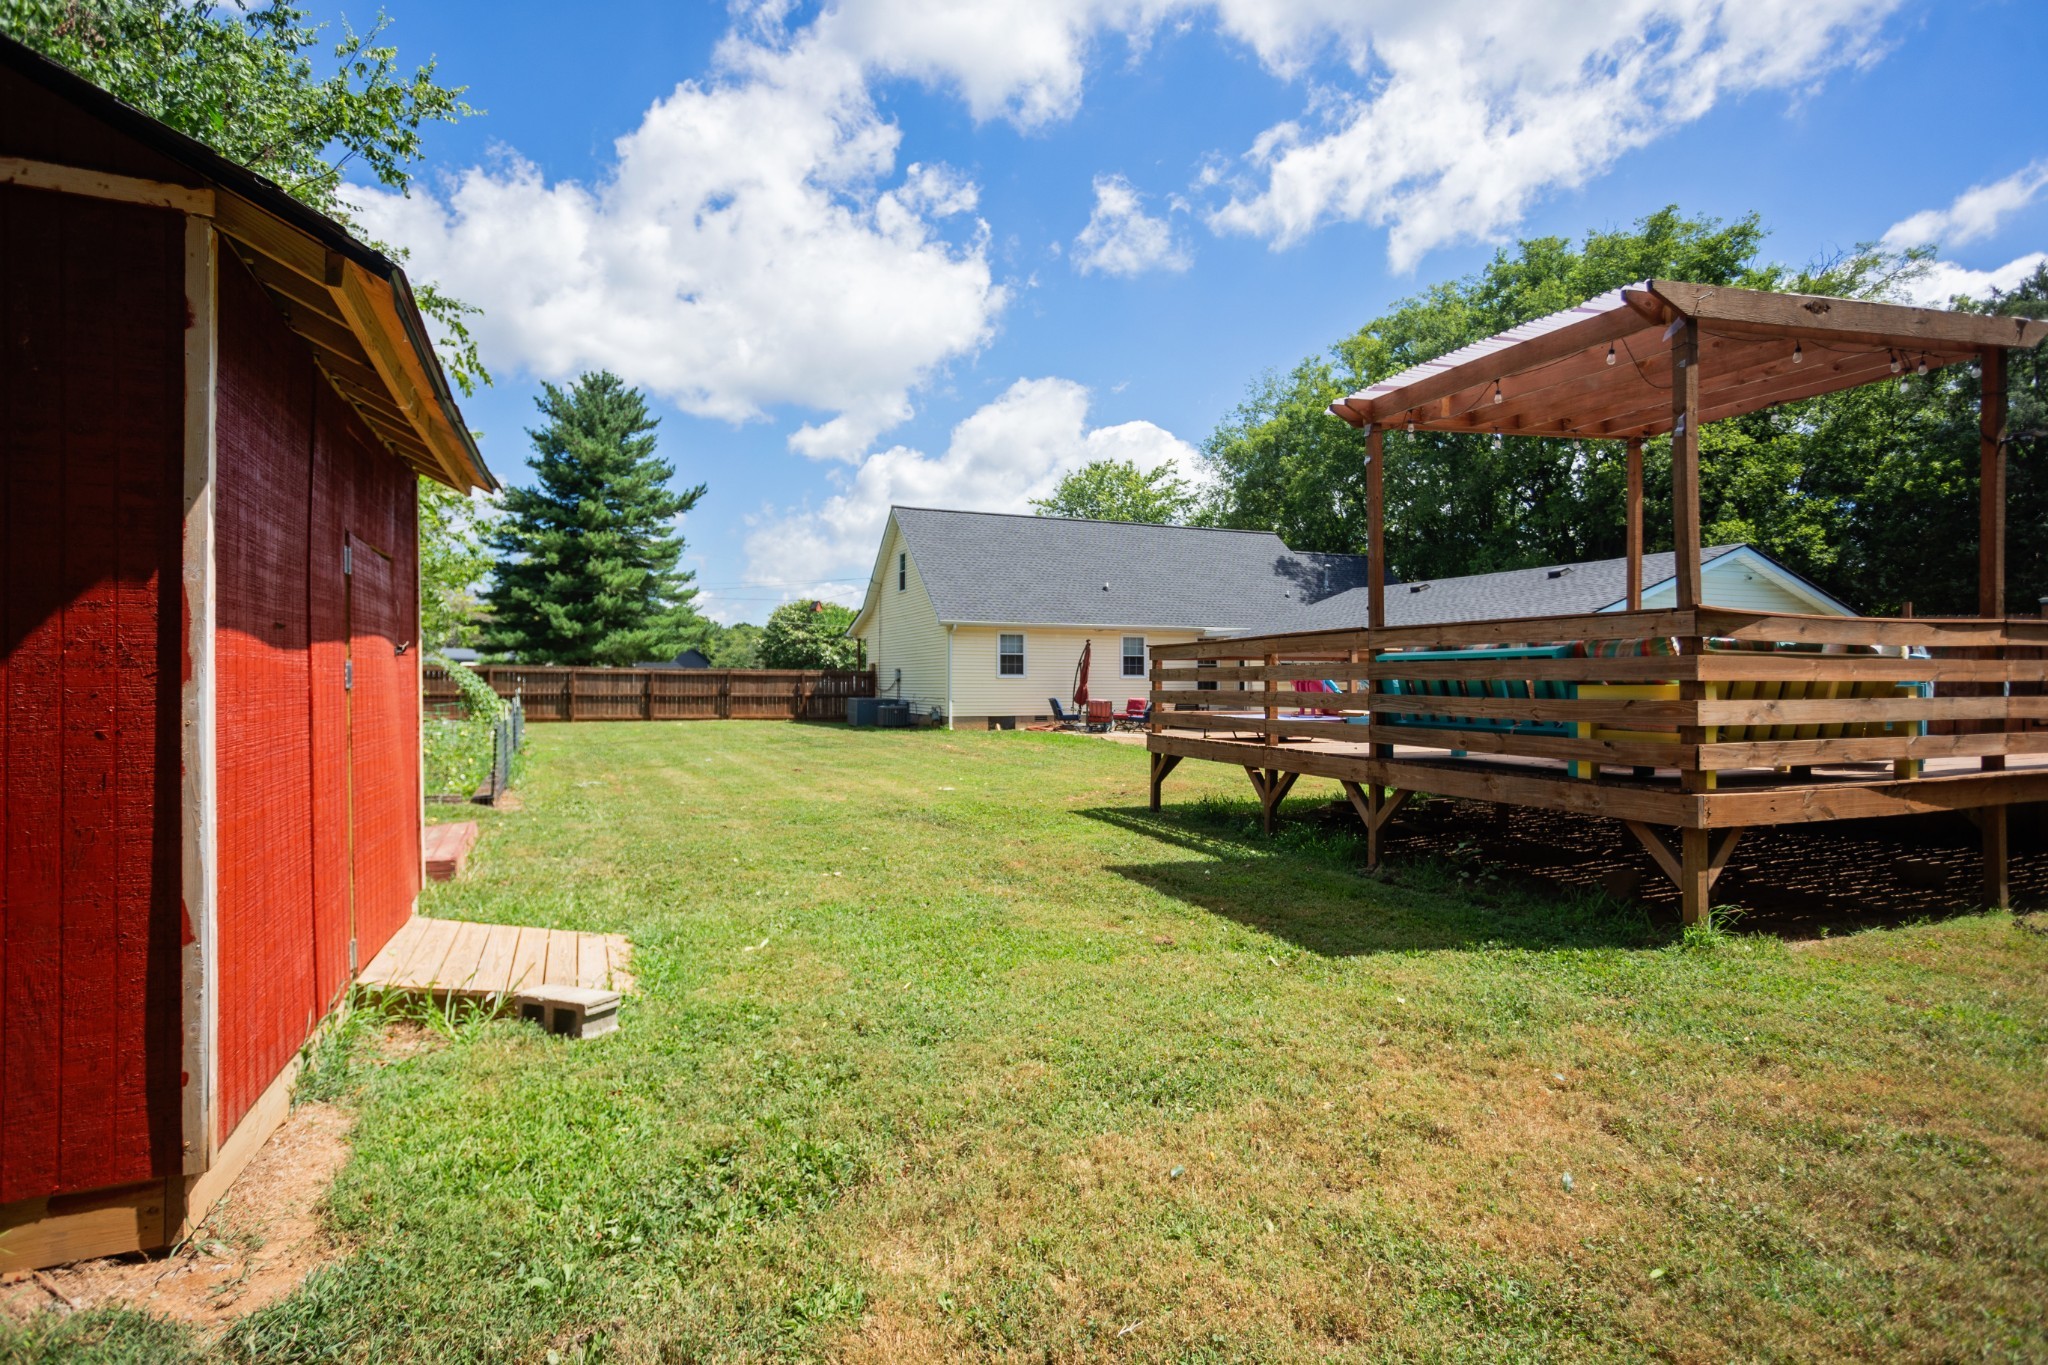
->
0;38;495;1268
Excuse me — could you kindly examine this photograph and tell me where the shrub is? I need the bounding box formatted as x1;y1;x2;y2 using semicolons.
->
424;657;507;798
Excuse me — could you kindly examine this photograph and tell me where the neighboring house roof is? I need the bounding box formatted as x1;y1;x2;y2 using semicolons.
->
854;506;1857;638
856;507;1383;634
637;648;711;669
1289;543;1856;628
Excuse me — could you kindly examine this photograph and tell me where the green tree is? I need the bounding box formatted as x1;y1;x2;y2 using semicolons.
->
700;621;765;668
1031;458;1196;523
758;601;860;670
1194;206;2000;610
418;480;490;649
484;372;708;665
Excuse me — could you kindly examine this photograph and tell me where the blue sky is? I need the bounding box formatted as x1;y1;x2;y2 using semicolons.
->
332;0;2048;625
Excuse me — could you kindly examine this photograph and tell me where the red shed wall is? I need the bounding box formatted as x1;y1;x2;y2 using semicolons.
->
0;183;187;1203
214;255;421;1139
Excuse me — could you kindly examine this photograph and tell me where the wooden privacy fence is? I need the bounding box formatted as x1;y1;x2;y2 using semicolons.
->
424;666;876;722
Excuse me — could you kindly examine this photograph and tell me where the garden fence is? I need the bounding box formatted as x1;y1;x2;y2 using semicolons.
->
424;665;876;722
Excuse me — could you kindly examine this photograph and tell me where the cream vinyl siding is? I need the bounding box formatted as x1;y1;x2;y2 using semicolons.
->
1641;553;1839;614
945;626;1203;723
855;521;950;719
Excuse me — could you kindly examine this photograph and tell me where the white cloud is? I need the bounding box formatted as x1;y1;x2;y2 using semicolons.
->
1883;159;2048;250
765;2;1911;271
1200;0;1907;269
741;376;1202;604
1893;252;2048;308
1072;174;1193;276
347;30;1005;459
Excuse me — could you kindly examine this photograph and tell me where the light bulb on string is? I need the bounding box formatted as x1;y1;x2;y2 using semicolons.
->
1606;343;1616;366
1792;341;1803;365
1889;350;1901;374
1406;419;1415;434
1491;428;1503;451
1493;379;1504;405
1915;355;1928;376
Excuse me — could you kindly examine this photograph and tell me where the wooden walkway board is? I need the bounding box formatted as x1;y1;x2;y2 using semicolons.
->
358;916;634;998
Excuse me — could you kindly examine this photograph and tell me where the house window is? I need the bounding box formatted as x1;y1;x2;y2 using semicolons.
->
1197;659;1218;691
897;551;906;591
998;633;1025;676
1122;636;1146;678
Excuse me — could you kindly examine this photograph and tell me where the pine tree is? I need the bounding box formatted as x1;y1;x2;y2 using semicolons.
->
483;372;707;664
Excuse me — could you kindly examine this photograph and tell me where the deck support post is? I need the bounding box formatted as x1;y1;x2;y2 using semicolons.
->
1624;437;1644;611
1246;766;1299;834
1343;781;1410;868
1624;821;1741;925
1680;827;1711;927
1982;806;2009;908
1148;752;1181;811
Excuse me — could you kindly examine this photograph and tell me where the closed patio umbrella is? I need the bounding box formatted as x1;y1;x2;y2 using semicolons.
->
1072;640;1091;710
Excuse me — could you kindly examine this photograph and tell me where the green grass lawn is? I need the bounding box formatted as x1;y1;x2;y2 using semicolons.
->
18;723;2048;1362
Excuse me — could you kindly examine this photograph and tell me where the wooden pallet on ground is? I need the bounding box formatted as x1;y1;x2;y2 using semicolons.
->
358;916;633;1000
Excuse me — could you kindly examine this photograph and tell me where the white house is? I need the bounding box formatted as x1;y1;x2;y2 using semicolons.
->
849;506;1854;730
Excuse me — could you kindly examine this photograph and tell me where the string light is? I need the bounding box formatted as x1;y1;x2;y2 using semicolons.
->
1889;350;1901;374
1606;343;1617;366
1915;355;1928;376
1406;419;1415;434
1493;379;1504;405
1792;341;1803;365
1491;428;1504;451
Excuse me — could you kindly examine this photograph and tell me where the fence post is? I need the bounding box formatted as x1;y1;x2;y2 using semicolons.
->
644;669;653;720
567;670;578;722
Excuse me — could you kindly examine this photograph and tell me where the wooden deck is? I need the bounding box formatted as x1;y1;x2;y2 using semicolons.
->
1145;607;2048;923
359;916;633;1000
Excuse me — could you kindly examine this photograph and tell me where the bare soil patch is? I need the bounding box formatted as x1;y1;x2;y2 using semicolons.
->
0;1100;353;1329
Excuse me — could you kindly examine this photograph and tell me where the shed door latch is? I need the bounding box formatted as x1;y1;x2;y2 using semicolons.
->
344;659;353;690
343;543;352;575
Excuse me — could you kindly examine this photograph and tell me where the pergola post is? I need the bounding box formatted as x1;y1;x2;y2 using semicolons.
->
1669;320;1703;611
1979;346;2007;619
1978;347;2010;895
1366;424;1388;760
1670;319;1710;797
1366;426;1385;631
1624;436;1644;611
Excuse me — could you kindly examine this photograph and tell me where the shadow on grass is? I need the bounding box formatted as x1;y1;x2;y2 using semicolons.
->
1079;802;1672;956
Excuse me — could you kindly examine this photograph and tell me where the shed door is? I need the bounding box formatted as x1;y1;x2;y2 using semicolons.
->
344;533;417;963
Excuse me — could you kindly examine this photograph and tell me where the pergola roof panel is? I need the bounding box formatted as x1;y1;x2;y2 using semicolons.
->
1333;279;2045;440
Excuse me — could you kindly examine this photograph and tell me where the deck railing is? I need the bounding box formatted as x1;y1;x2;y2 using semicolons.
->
1149;608;2048;785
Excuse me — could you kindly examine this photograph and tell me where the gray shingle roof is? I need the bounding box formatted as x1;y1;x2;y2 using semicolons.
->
886;507;1381;631
1292;545;1749;629
877;508;1831;636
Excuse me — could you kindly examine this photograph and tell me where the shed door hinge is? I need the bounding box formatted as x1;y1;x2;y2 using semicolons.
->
343;544;352;575
344;659;353;690
348;937;358;972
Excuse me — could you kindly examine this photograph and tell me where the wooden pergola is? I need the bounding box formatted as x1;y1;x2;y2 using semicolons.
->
1144;281;2048;924
1331;279;2046;623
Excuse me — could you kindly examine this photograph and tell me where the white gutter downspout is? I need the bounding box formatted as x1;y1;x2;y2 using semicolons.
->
946;623;956;730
